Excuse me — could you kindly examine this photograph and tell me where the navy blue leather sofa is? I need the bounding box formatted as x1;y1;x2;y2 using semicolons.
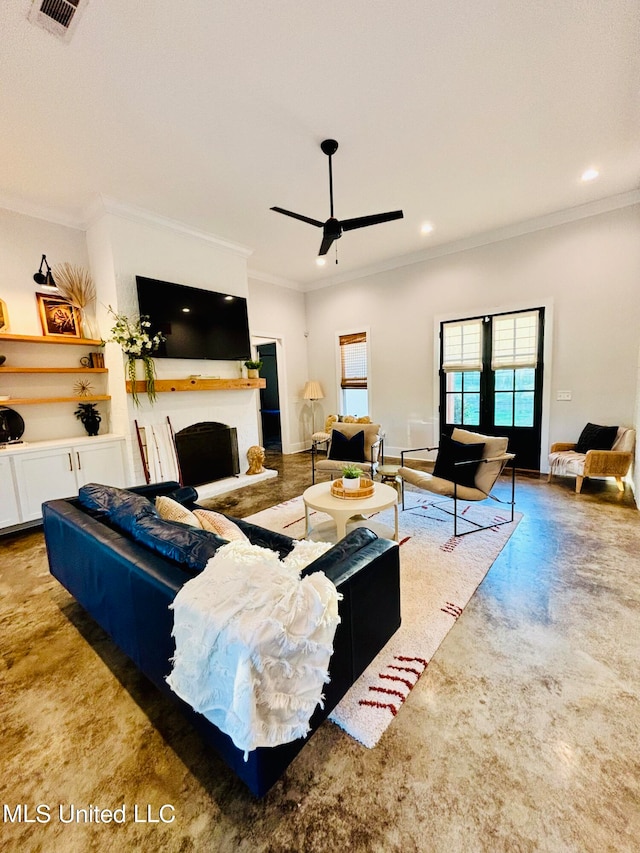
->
42;481;401;797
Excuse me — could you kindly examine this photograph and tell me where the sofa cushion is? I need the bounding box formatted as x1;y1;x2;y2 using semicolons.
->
79;482;156;519
575;423;618;454
165;485;199;506
156;495;203;528
128;514;226;574
193;509;250;543
433;434;485;487
78;483;225;573
328;428;365;462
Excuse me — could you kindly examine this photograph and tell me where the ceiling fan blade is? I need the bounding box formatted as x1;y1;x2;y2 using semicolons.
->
341;210;404;232
270;207;324;228
318;234;336;255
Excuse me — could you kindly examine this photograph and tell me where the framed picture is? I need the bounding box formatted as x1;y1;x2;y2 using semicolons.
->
36;293;81;338
0;298;8;332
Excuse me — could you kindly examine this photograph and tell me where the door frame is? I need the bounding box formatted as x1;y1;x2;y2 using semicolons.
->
250;333;291;454
433;298;554;472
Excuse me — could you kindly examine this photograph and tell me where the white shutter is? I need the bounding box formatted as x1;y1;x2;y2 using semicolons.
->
491;311;539;370
442;319;483;372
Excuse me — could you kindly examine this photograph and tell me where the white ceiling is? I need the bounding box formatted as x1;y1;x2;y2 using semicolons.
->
1;0;639;288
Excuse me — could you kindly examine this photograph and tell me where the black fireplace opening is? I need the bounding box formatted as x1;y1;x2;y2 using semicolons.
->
173;422;239;487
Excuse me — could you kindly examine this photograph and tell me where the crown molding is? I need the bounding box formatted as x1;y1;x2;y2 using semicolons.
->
301;189;640;291
0;192;85;230
247;267;303;291
82;195;254;258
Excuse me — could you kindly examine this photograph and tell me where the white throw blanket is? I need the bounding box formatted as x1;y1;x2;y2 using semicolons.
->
166;540;340;757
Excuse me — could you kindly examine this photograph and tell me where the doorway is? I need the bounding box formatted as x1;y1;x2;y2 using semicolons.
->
257;341;282;451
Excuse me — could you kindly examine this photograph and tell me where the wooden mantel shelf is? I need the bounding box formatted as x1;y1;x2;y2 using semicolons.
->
126;377;266;394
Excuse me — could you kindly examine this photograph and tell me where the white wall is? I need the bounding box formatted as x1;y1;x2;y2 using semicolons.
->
85;204;258;484
247;277;309;453
305;204;640;474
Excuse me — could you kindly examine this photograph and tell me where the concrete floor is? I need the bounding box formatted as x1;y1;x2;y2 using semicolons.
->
1;452;639;852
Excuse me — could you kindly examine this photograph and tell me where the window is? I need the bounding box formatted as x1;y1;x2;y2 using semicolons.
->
442;318;482;427
339;331;368;416
491;311;539;428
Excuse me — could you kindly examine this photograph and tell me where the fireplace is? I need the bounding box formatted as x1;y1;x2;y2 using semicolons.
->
173;422;239;487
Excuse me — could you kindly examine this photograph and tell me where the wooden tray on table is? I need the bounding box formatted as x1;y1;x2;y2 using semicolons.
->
330;477;375;499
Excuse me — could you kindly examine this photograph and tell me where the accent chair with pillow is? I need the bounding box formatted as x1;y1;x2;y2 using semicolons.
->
547;424;635;493
312;422;383;483
398;427;516;536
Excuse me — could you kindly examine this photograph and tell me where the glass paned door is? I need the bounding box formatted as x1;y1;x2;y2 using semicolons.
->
440;309;544;470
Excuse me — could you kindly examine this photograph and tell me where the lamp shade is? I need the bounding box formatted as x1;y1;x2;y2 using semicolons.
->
303;380;324;401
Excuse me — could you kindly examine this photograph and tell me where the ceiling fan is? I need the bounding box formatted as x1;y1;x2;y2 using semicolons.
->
271;139;404;258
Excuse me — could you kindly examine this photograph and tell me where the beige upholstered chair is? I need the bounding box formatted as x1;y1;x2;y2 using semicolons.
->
398;427;515;536
548;426;635;493
311;414;372;449
312;422;383;484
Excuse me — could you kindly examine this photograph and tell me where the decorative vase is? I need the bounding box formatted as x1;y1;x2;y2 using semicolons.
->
247;368;259;379
0;355;5;366
343;476;360;491
78;306;100;340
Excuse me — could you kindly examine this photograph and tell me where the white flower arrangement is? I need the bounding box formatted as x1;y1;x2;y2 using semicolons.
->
103;306;164;406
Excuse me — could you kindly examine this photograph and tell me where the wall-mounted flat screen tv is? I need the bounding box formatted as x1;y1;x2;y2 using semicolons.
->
136;276;251;360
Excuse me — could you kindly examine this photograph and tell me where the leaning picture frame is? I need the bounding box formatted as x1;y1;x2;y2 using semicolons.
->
0;298;8;332
36;292;82;338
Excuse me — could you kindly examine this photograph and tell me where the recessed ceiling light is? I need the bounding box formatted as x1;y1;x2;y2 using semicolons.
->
316;257;326;266
181;307;190;313
421;222;434;234
581;168;599;182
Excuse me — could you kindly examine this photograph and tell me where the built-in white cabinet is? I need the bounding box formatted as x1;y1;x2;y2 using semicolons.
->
0;456;20;528
1;435;126;529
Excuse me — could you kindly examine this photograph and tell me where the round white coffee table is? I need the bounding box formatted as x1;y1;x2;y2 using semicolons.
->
302;481;399;543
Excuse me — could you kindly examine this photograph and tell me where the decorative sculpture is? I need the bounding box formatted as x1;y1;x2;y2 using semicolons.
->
246;445;266;475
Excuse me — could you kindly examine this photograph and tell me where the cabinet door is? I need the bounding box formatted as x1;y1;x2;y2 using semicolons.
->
74;440;126;489
0;456;21;528
13;448;78;522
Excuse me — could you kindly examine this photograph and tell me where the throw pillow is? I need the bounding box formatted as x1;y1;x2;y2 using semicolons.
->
433;434;485;488
328;429;365;462
193;509;250;543
155;495;202;528
575;423;618;454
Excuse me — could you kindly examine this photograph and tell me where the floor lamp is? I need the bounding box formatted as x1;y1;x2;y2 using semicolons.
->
303;380;325;437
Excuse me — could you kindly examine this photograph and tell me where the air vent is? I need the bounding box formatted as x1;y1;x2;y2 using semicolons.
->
28;0;88;41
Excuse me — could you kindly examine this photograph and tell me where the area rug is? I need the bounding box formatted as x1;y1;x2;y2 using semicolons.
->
246;493;522;748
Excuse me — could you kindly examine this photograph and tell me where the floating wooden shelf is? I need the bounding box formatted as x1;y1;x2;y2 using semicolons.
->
0;367;107;374
0;333;102;346
126;377;266;394
1;395;111;405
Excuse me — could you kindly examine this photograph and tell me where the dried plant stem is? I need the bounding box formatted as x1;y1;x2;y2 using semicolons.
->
52;263;96;309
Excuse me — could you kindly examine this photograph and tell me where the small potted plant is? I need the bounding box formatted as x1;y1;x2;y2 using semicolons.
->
342;464;363;491
74;402;101;436
244;359;263;379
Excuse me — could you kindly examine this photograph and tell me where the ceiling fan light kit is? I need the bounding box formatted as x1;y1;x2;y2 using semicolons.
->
271;139;403;261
